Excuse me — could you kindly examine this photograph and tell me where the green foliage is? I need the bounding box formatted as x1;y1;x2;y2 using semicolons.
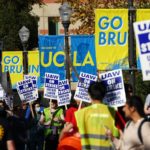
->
135;72;150;101
0;0;43;51
123;70;150;101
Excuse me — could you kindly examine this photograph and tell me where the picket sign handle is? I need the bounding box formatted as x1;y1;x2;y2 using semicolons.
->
65;104;67;110
50;99;52;116
29;102;35;118
78;101;82;110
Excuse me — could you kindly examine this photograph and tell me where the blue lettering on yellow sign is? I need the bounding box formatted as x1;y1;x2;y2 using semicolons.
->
4;65;39;73
4;56;20;64
98;16;127;46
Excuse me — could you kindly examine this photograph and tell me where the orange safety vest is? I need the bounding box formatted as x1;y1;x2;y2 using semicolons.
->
75;103;119;150
58;135;82;150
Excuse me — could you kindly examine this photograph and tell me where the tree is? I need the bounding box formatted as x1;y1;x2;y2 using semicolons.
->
135;72;150;101
57;0;150;34
0;0;43;51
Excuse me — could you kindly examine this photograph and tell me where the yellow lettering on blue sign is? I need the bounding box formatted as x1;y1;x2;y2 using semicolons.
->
73;51;94;66
53;51;65;67
82;51;94;66
73;51;81;66
41;51;94;67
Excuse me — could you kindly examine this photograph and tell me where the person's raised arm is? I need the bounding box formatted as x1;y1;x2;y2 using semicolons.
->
7;140;16;150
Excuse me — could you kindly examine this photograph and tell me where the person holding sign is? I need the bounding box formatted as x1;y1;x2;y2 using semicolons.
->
40;100;64;150
75;81;119;150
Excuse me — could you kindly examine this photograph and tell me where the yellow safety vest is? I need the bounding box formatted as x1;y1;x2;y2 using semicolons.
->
75;103;119;150
44;107;64;136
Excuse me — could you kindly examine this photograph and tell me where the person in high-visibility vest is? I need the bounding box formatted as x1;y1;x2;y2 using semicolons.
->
75;81;119;150
40;100;64;150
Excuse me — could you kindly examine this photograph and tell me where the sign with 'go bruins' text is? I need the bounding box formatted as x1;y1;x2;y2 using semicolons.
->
2;51;23;89
2;51;40;89
95;9;129;70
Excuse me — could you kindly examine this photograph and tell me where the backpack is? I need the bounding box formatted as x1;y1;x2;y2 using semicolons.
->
137;115;150;144
126;116;150;144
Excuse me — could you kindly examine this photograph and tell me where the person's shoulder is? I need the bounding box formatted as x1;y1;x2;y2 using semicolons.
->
99;104;116;112
44;107;50;113
75;106;88;115
141;119;150;129
107;105;115;110
140;119;150;144
44;107;49;110
57;107;64;113
67;107;78;113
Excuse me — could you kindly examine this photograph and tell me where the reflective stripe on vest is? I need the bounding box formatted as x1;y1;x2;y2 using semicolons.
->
75;104;119;149
81;133;112;148
81;134;107;140
82;145;113;150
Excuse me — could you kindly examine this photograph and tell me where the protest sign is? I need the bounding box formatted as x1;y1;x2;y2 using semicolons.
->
99;69;126;107
58;79;71;106
16;79;37;103
74;72;97;103
134;20;150;81
44;73;59;99
24;75;38;98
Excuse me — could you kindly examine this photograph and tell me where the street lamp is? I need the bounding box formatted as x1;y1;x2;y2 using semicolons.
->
0;41;3;82
59;2;73;85
19;26;30;51
128;0;136;94
19;26;30;74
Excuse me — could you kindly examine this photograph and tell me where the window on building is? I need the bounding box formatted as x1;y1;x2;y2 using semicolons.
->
48;17;58;35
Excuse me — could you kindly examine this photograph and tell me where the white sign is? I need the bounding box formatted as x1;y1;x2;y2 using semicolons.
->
58;79;71;106
74;72;97;103
44;73;59;99
134;20;150;81
99;69;126;107
0;84;4;100
16;79;37;103
24;75;38;98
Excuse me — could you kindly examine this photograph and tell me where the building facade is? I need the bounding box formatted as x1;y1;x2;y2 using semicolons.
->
32;0;77;35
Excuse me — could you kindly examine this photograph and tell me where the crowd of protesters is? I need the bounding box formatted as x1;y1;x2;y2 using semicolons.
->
0;82;150;150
